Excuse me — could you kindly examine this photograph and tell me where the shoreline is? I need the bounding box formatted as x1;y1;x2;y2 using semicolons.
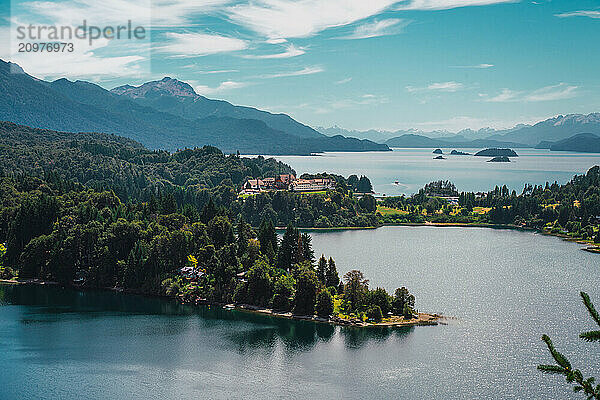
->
0;280;443;328
231;303;442;328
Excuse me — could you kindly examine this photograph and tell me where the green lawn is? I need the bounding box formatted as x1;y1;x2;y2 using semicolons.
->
376;205;409;216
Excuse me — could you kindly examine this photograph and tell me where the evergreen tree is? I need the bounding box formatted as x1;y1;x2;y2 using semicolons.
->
200;198;217;224
392;287;415;316
277;223;299;271
316;289;334;318
325;257;340;288
236;216;250;257
538;292;600;399
301;233;315;266
357;176;373;193
258;218;278;260
293;268;319;316
160;193;177;214
123;241;146;289
316;255;327;286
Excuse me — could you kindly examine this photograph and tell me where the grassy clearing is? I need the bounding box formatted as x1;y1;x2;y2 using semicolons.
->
377;205;409;216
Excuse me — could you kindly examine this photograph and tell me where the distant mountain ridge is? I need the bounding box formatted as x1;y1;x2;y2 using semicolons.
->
536;133;600;153
384;134;527;149
318;125;503;143
322;113;600;151
488;113;600;145
0;59;388;155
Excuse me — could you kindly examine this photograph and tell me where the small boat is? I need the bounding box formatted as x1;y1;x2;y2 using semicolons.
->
394;181;399;185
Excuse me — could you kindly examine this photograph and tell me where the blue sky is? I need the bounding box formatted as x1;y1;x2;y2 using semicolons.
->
1;0;599;131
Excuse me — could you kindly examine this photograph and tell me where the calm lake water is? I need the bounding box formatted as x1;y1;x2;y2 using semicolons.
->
1;227;599;399
270;148;600;195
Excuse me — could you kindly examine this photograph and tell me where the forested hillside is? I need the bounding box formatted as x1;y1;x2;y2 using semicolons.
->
0;59;389;155
0;121;378;228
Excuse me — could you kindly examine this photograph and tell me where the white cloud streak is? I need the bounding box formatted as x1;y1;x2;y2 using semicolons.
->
260;66;324;79
339;18;410;39
406;81;464;92
227;0;400;39
243;44;306;59
158;32;248;57
395;0;517;11
335;77;352;84
555;10;600;19
192;80;247;95
483;83;578;103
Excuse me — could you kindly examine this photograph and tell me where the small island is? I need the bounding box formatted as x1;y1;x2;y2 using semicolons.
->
433;155;445;160
450;150;470;155
432;148;443;154
487;156;511;163
474;148;518;157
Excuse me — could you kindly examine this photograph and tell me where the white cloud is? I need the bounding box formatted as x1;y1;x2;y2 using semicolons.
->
20;0;230;27
395;0;517;11
339;18;410;39
524;83;578;102
406;81;464;92
329;94;389;111
402;115;545;131
482;88;520;102
181;66;239;74
158;32;248;57
227;0;400;39
243;44;306;59
483;83;578;102
192;80;247;95
260;66;324;79
265;38;288;44
555;10;600;19
450;63;494;69
335;77;352;84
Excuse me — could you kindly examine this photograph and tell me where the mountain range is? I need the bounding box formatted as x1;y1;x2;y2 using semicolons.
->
384;134;527;149
319;114;600;149
0;59;388;155
536;133;600;153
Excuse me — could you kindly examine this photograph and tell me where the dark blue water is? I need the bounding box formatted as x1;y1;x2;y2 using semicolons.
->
1;227;599;399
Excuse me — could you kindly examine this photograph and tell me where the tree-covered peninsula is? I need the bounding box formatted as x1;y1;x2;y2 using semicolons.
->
0;122;430;325
0;173;424;325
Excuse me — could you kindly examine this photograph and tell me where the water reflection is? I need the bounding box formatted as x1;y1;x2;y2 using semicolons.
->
0;283;415;353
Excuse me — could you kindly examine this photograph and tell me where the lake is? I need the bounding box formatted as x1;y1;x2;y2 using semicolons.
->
1;227;598;399
269;148;600;196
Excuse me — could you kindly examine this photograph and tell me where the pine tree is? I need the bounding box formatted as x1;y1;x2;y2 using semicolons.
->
258;218;278;262
200;198;217;224
277;223;299;271
316;255;327;285
236;216;250;257
325;257;340;288
316;289;334;318
301;233;315;266
538;292;600;399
